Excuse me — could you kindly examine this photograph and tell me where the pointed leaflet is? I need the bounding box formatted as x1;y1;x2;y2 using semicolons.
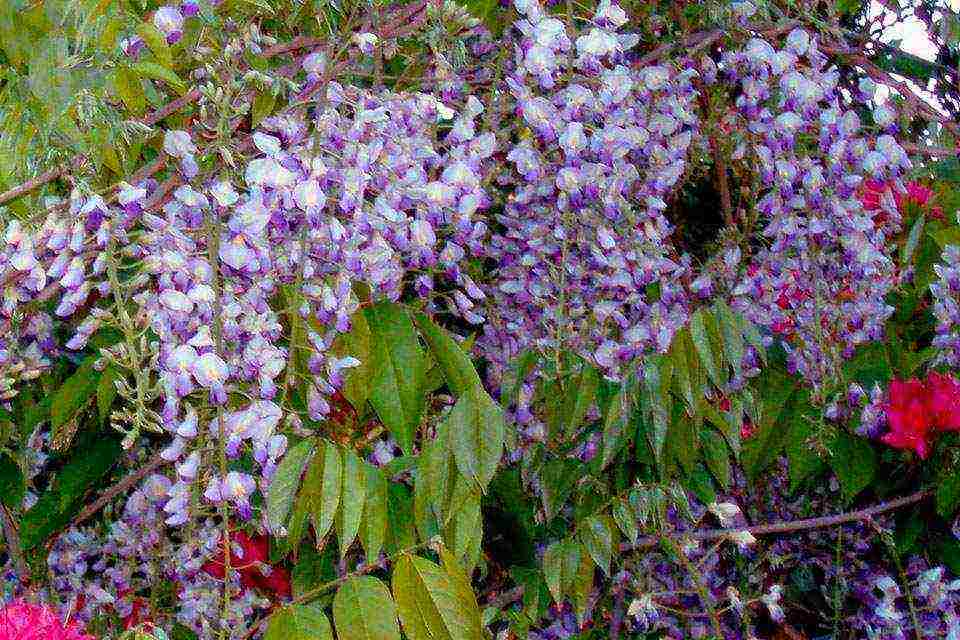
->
413;312;482;396
641;355;670;465
266;438;315;533
701;429;731;489
612;497;639;545
542;539;583;605
448;385;504;490
336;450;366;557
305;441;342;542
561;364;599;436
419;421;452;520
50;357;100;442
333;576;401;640
600;377;631;469
331;309;373;411
264;604;333;640
366;302;427;455
392;553;483;640
671;330;698;414
499;349;538;409
359;464;388;561
439;548;484;633
690;308;723;388
716;301;745;374
578;515;617;575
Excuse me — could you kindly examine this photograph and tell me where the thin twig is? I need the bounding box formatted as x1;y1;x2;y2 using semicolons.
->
68;454;166;529
622;489;930;551
0;504;28;581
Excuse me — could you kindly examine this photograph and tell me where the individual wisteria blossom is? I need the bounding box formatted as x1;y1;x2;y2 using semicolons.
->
153;5;184;44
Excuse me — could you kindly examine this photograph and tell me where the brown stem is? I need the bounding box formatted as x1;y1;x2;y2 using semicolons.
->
65;454;166;532
711;135;734;227
622;489;930;551
0;504;28;582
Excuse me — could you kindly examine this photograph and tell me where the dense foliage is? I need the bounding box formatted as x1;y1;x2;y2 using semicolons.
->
2;0;960;638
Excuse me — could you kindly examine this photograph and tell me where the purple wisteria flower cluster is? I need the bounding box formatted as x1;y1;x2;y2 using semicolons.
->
724;31;910;389
2;1;958;638
480;0;697;395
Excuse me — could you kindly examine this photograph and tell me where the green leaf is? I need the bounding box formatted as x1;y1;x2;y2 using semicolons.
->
308;442;342;541
264;604;333;640
600;378;632;468
499;349;538;409
447;386;504;490
266;438;315;533
331;310;373;411
333;576;401;640
902;214;926;266
50;358;100;445
742;365;797;481
670;331;698;413
541;540;568;605
414;312;482;396
736;312;766;366
0;453;24;510
367;302;427;455
113;66;145;114
830;432;877;502
392;553;483;640
937;472;960;519
539;459;579;524
716;301;745;374
386;483;417;553
97;365;120;425
251;90;278;129
132;61;187;94
21;435;122;549
701;429;730;489
336;450;366;557
137;23;173;67
561;364;599;436
612;497;639;545
932;225;960;249
641;355;670;464
292;544;335;599
785;411;823;492
359;465;388;561
578;515;617;575
690;309;722;388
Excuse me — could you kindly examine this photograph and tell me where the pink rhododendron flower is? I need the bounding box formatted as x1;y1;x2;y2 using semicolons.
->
881;372;960;458
862;179;943;220
881;378;932;458
0;600;94;640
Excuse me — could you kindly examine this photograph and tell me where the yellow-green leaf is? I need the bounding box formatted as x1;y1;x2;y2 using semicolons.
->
333;576;401;640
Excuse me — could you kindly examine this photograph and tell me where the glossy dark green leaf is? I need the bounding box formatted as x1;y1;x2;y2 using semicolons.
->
414;312;482;396
830;432;877;503
49;358;100;444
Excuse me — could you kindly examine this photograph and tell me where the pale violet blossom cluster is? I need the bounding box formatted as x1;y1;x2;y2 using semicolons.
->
481;0;699;430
